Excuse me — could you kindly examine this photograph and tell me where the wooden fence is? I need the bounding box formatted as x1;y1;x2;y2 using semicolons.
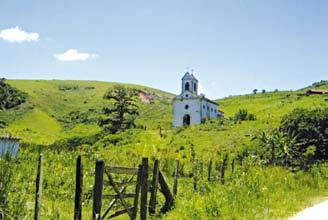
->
3;151;235;219
30;154;177;220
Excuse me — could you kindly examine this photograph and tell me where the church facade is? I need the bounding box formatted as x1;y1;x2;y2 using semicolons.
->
172;72;223;127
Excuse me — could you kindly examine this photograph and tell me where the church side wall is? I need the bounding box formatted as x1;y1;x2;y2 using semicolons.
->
200;100;219;119
173;99;201;127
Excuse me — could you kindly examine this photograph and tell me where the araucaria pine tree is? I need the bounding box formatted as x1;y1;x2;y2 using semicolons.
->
98;85;139;134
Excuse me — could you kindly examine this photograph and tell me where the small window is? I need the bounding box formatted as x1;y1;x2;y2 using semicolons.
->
203;105;205;109
185;94;189;98
207;106;209;111
185;105;189;110
211;108;213;112
194;83;197;92
215;109;217;113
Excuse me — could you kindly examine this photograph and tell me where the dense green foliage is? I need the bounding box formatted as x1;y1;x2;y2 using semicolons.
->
234;109;256;121
280;108;328;160
0;78;26;110
99;85;139;134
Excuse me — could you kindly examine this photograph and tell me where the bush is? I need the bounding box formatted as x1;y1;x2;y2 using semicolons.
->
58;110;98;129
50;133;102;150
0;78;27;110
0;120;7;128
280;108;328;160
256;108;328;170
58;84;79;91
234;109;256;121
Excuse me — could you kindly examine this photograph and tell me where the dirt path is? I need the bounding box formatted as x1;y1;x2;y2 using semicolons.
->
289;200;328;220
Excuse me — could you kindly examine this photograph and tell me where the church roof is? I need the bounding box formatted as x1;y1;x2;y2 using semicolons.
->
201;96;218;105
182;72;198;81
173;93;218;106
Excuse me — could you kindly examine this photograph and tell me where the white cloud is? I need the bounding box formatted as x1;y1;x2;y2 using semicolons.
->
0;26;39;43
55;49;98;62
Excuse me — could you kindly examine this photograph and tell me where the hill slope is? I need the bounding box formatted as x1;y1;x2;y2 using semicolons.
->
1;80;328;150
0;80;174;144
1;79;328;219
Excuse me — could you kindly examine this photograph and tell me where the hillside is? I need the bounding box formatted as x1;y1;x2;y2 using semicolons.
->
1;80;328;149
0;80;174;144
1;79;328;219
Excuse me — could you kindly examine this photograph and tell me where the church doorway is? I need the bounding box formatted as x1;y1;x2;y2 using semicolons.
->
183;114;191;126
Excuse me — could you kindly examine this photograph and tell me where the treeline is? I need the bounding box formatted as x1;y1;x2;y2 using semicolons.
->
0;78;27;110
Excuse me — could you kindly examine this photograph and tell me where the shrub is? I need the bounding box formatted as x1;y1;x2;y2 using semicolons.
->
58;84;79;91
234;109;256;121
0;120;7;128
58;110;99;129
280;108;328;160
0;78;27;110
257;108;328;170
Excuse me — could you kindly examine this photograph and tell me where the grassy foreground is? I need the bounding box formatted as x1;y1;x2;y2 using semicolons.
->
1;79;328;219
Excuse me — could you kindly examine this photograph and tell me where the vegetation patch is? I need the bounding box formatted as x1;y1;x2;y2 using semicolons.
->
234;109;256;121
58;83;79;91
0;78;26;110
58;109;99;129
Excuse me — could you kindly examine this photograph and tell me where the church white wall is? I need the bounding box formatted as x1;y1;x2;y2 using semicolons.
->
200;100;219;119
173;99;201;127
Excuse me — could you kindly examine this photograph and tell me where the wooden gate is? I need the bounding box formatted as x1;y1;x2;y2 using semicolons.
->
91;158;175;220
92;158;148;220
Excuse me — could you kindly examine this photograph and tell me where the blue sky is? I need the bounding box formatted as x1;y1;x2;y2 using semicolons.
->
0;0;327;98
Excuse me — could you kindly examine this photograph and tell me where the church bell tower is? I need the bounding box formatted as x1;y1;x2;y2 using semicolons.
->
181;71;198;96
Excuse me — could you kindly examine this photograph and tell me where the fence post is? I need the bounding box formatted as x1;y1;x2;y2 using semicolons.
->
221;155;228;185
149;159;160;214
173;159;179;196
93;160;104;220
193;160;198;191
140;157;149;220
158;171;174;213
132;165;142;219
74;156;83;220
207;160;212;181
34;153;43;220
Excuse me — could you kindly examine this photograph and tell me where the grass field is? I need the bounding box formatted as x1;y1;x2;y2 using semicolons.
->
1;79;328;219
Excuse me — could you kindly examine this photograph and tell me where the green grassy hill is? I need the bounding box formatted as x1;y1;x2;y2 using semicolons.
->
0;80;174;144
2;80;328;150
1;79;328;219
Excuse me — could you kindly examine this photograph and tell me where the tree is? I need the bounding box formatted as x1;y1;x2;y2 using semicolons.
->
253;89;258;94
98;85;139;134
262;89;266;94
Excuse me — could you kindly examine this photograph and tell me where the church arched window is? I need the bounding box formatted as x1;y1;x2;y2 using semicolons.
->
185;82;190;91
194;83;197;92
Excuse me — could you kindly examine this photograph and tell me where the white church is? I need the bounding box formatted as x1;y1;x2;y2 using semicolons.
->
172;71;223;127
